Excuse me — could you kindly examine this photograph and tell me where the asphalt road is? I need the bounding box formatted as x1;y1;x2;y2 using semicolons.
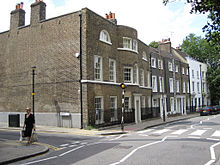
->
2;114;220;165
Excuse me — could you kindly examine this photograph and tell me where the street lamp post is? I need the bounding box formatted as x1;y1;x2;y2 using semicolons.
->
120;83;127;131
32;66;36;119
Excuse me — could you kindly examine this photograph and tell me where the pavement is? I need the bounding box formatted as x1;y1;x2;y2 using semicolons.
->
0;112;200;164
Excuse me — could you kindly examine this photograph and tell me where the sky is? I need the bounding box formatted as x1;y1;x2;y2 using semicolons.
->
0;0;208;47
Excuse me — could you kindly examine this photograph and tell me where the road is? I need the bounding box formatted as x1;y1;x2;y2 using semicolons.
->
1;114;220;165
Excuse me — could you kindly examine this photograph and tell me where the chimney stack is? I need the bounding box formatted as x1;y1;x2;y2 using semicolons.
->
30;0;46;25
158;38;171;54
10;2;25;29
105;12;117;24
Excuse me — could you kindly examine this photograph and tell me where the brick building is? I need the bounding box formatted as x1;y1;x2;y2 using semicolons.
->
0;0;154;128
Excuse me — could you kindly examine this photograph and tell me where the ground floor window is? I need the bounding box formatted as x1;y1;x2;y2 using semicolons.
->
110;96;118;121
95;97;104;124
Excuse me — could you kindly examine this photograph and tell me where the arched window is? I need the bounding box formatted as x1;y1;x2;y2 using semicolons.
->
142;51;147;61
100;30;111;44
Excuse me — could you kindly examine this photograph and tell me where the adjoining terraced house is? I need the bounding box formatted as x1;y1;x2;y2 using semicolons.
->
0;0;155;128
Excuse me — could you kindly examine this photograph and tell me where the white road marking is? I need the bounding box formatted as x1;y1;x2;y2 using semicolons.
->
187;136;201;139
59;145;84;157
137;129;154;134
68;145;77;148
152;129;170;135
206;138;220;141
109;134;125;141
204;142;220;165
60;143;69;147
109;136;177;165
211;130;220;137
189;130;207;136
20;156;58;165
171;129;188;135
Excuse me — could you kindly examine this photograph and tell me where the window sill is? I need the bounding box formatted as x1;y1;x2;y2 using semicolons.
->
99;39;112;45
117;48;138;54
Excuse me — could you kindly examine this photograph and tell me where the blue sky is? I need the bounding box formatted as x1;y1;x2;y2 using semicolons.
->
0;0;208;47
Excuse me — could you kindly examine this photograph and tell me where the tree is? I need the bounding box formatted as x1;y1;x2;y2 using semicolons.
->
163;0;220;45
149;41;159;48
181;33;220;105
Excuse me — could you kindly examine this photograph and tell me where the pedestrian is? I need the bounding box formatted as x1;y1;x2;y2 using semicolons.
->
23;107;36;145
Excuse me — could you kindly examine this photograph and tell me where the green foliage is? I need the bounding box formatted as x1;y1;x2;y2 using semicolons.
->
181;33;220;104
149;41;159;48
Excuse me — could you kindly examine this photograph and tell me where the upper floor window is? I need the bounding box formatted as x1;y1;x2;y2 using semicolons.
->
192;70;194;78
183;81;186;93
192;81;195;92
186;68;189;75
109;59;116;82
122;37;138;52
197;71;199;79
146;71;151;87
151;57;156;68
133;40;138;52
152;76;157;92
99;30;111;44
182;67;185;75
168;61;173;72
202;71;205;79
176;80;180;93
142;51;147;61
175;65;179;72
169;78;174;93
124;67;133;83
94;56;102;81
158;59;163;70
159;76;164;92
197;82;200;93
133;64;139;84
140;69;144;86
123;37;132;49
187;82;190;93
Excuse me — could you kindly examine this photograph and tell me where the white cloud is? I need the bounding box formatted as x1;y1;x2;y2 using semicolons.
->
0;0;207;47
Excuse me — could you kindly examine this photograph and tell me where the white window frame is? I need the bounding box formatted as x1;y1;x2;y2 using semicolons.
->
99;30;111;44
197;71;199;79
169;78;174;93
168;61;173;72
151;57;156;68
95;96;104;124
146;71;150;87
125;97;131;112
175;65;179;73
176;80;180;93
183;81;186;93
109;59;116;82
186;68;189;75
94;55;103;81
133;64;139;84
192;70;194;78
159;76;164;92
110;96;118;122
124;67;133;83
123;37;132;49
187;82;190;93
197;82;200;93
170;97;174;112
158;59;163;70
152;75;158;92
133;39;138;52
182;67;185;75
192;81;195;92
140;69;144;86
142;51;147;61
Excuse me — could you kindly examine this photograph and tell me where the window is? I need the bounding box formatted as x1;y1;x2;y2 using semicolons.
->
146;71;150;87
170;97;174;112
202;82;205;92
182;67;185;75
152;76;157;92
197;71;199;79
141;96;146;108
176;80;180;93
168;61;173;71
109;59;116;82
110;96;117;121
94;56;102;81
140;69;144;86
123;37;132;49
197;82;200;93
175;65;179;73
125;97;131;112
183;81;186;93
133;40;138;52
192;70;194;78
142;51;147;61
158;59;163;69
192;81;195;92
159;76;164;92
202;71;205;79
186;68;189;75
187;82;190;93
151;58;156;68
100;30;111;44
133;65;138;84
95;97;104;124
169;78;174;93
124;67;133;83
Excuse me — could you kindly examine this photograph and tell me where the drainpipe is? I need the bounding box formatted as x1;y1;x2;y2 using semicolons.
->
200;64;203;107
150;52;153;114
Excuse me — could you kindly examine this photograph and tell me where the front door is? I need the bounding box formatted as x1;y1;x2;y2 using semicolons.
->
134;96;141;123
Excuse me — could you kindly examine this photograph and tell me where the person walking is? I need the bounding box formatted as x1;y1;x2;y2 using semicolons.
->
23;107;36;145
